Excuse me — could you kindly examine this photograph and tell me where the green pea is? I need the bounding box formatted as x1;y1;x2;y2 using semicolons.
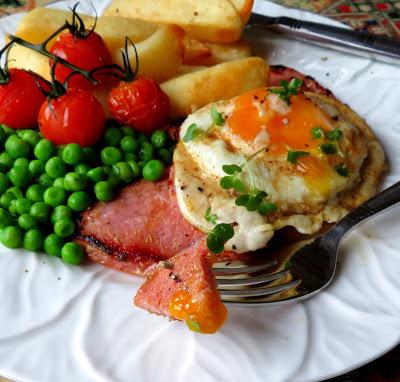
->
23;229;43;251
126;160;140;178
68;191;90;212
0;208;14;228
138;160;146;168
8;165;33;188
18;214;38;230
7;186;23;199
34;139;55;161
0;173;10;194
101;147;122;166
142;160;165;182
0;125;7;144
157;148;172;165
54;217;75;238
14;158;29;168
30;202;51;223
62;143;84;165
94;181;113;202
44;233;65;257
137;133;148;144
120;136;139;153
87;167;105;183
20;130;41;147
0;225;22;248
61;242;84;265
124;152;138;162
64;172;88;192
43;187;67;207
0;124;14;136
151;130;168;149
0;152;13;172
51;205;73;224
103;166;112;175
25;184;45;202
0;192;15;209
15;198;33;215
53;177;65;189
140;142;155;163
56;145;65;158
121;126;134;136
112;162;133;182
45;157;67;179
29;160;46;177
8;199;18;216
74;163;91;175
38;173;54;188
104;127;123;146
5;135;30;159
107;173;120;188
83;147;97;164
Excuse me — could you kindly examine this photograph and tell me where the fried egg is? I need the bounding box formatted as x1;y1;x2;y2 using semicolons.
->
174;88;384;253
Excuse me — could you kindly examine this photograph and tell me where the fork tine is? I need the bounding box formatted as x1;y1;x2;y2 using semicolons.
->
218;279;301;298
212;260;278;276
216;270;290;286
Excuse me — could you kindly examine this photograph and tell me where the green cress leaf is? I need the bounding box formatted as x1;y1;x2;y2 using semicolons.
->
334;164;349;177
327;128;343;141
231;177;245;193
204;207;218;225
258;201;278;215
186;317;202;332
311;126;324;139
211;107;224;126
183;123;201;143
206;223;235;254
269;78;303;105
213;223;234;242
207;232;225;254
235;194;250;206
222;164;242;175
288;78;303;94
220;176;234;189
287;150;310;164
320;143;336;155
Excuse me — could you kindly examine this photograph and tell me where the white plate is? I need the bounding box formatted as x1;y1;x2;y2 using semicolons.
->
1;1;400;381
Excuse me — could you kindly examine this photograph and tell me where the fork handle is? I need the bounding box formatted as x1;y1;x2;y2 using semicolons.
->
334;180;400;236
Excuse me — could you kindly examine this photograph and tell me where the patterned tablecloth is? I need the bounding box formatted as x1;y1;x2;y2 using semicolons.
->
0;0;399;382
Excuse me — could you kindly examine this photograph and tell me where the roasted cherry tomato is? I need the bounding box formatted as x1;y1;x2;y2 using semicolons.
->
107;77;170;134
38;89;105;146
0;69;48;129
49;30;113;90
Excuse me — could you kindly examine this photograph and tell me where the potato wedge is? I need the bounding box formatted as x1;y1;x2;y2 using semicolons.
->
183;37;251;66
104;0;243;43
16;8;158;52
7;39;50;80
112;25;184;82
161;57;269;118
229;0;254;23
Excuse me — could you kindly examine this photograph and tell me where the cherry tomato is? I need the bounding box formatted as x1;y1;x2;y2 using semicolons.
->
108;78;170;134
38;89;105;146
0;69;48;129
49;31;113;90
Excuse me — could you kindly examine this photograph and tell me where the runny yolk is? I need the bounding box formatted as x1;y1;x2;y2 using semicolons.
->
168;289;227;334
227;88;338;195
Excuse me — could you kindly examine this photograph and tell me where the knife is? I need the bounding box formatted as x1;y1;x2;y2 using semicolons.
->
248;13;400;65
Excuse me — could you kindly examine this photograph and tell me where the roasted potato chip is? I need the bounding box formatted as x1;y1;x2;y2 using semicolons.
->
161;57;269;118
104;0;243;43
112;26;184;82
16;8;158;52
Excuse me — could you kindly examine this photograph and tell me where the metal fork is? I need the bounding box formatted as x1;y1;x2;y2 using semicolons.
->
212;180;400;306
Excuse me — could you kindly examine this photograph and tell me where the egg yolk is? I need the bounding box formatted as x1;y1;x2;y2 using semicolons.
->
227;88;339;194
168;289;227;334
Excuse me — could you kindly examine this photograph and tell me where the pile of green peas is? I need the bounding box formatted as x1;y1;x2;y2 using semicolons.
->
0;122;174;265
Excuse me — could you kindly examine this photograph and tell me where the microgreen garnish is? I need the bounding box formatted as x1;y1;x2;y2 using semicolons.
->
207;223;235;254
311;126;324;139
269;78;303;105
186;317;202;332
235;189;269;212
334;163;349;177
211;107;224;126
287;150;310;164
221;164;242;175
320;143;336;155
204;207;218;225
258;201;278;215
220;175;245;193
183;123;201;143
326;128;343;141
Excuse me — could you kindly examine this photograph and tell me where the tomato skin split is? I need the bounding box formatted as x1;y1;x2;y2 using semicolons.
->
38;89;106;147
0;69;49;129
108;77;170;134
